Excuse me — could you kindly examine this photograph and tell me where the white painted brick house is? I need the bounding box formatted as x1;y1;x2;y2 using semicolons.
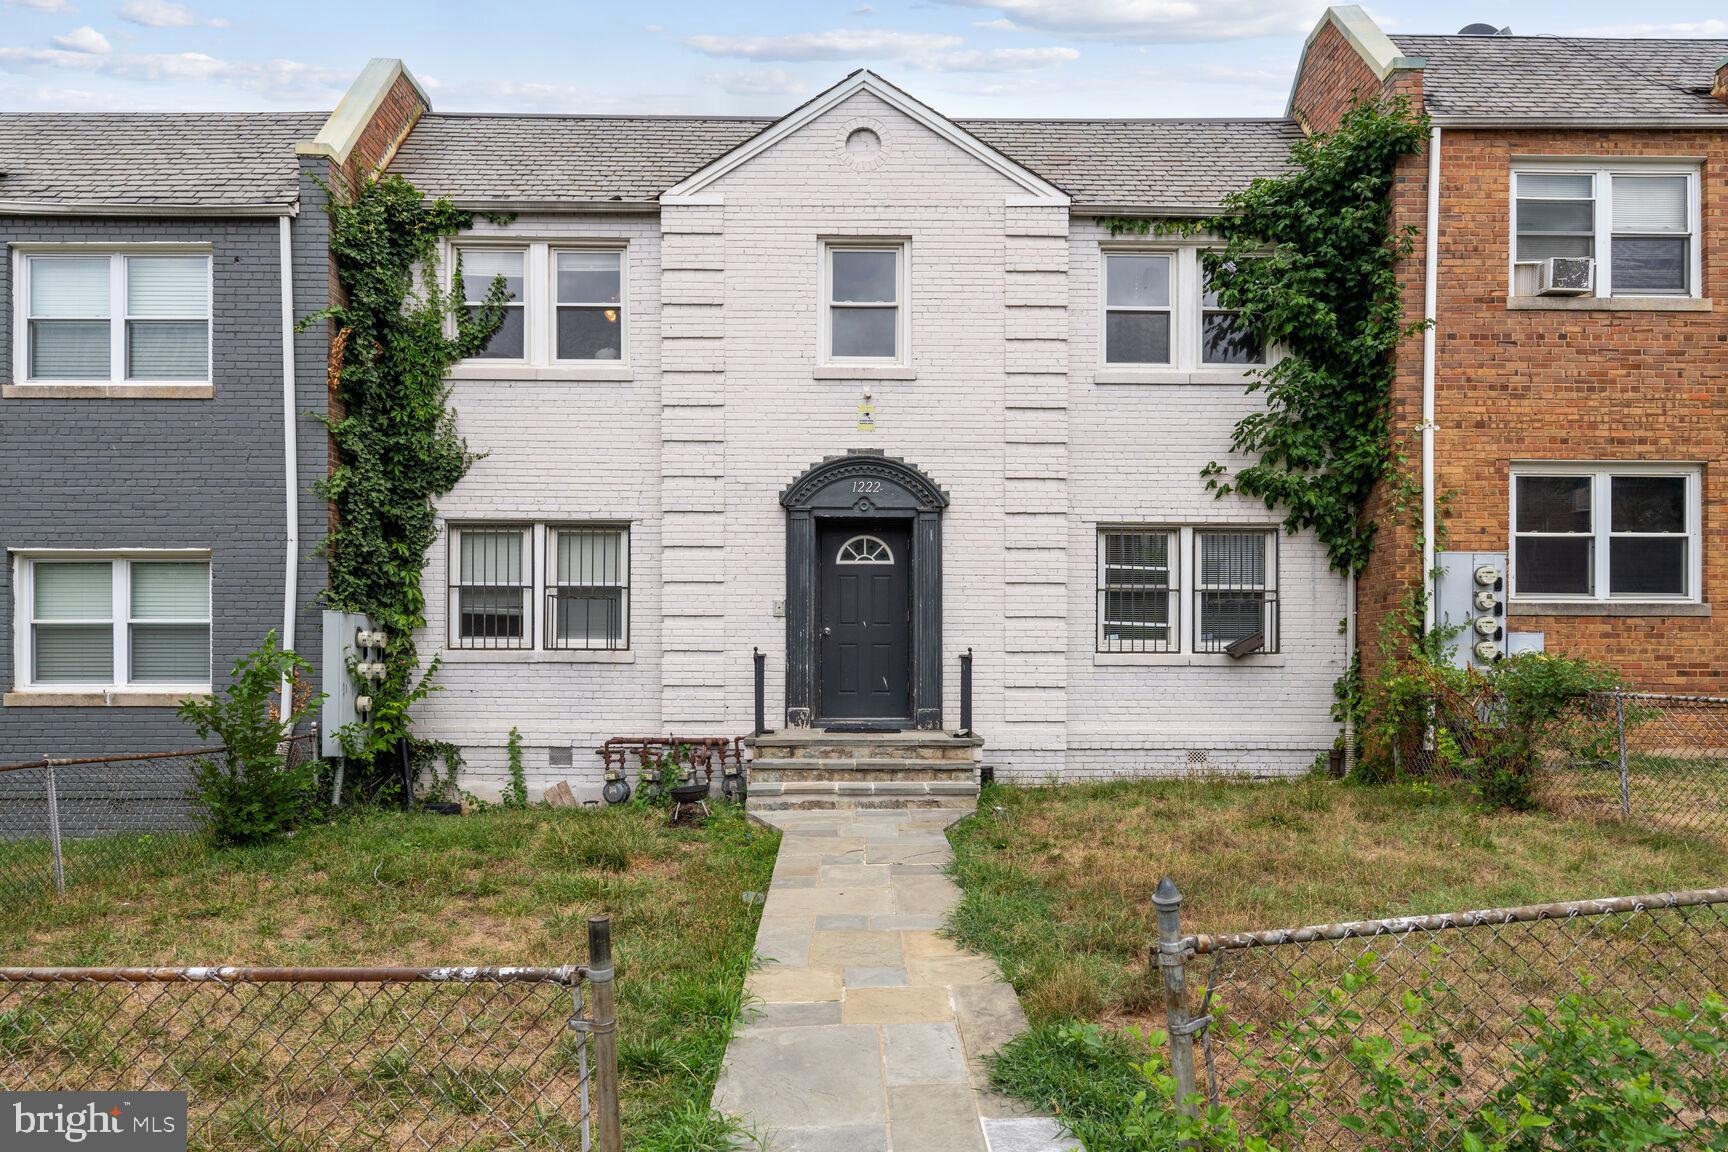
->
375;69;1347;800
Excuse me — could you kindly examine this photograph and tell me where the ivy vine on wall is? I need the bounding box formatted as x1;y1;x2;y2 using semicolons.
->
1103;95;1430;576
306;174;510;760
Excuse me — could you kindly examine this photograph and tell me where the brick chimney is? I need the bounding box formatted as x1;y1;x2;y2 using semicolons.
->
1716;56;1728;104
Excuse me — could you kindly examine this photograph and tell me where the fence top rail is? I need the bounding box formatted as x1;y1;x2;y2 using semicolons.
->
1187;886;1728;956
1593;690;1728;706
0;734;319;775
0;963;588;986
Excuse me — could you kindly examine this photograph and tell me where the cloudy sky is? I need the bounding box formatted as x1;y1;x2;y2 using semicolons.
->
1;1;1724;117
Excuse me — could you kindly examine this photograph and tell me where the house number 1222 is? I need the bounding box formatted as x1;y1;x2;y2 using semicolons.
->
853;480;882;494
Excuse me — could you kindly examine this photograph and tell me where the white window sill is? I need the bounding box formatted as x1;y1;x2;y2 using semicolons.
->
1509;601;1710;618
1506;296;1712;313
1093;367;1261;386
447;363;634;382
3;383;213;399
3;689;211;708
436;648;636;664
1093;652;1286;667
813;364;917;381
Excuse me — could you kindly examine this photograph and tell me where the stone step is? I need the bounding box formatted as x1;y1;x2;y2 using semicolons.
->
746;730;983;765
745;777;980;813
747;758;976;784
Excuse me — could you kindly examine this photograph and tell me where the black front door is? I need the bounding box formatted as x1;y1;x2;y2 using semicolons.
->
817;521;912;724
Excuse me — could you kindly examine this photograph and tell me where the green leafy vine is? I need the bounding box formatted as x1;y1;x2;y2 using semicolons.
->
304;174;510;762
1102;94;1431;577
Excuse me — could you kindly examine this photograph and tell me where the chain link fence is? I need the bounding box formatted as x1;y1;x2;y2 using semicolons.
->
0;917;621;1152
0;734;319;907
1154;881;1728;1151
1375;691;1728;846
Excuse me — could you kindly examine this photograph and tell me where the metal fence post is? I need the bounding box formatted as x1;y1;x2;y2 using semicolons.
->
959;648;973;736
1154;877;1199;1131
586;916;623;1152
753;648;767;736
1615;692;1630;820
44;759;64;897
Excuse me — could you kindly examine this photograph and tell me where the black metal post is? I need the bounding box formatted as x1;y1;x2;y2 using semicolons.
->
959;647;973;736
753;648;767;736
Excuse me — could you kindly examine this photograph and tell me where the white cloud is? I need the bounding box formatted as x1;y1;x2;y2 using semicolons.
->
5;0;77;11
643;23;664;33
937;1;1325;43
50;25;110;53
432;77;696;115
685;28;964;62
0;46;346;101
923;45;1077;71
704;67;807;96
1569;19;1728;37
117;0;229;28
973;18;1016;30
850;4;874;14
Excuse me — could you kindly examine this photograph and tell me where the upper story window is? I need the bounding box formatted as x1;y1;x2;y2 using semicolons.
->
824;243;904;362
448;523;629;652
13;553;211;692
454;242;626;367
1511;465;1701;602
1102;247;1265;371
18;250;210;385
1512;167;1699;297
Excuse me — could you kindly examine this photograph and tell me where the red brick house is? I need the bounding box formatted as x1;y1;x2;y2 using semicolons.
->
1291;7;1728;691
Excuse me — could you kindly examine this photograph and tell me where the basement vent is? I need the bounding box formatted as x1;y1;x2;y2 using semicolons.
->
1185;749;1210;768
548;746;574;769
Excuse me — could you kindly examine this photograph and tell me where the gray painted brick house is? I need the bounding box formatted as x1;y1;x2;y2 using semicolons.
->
0;113;337;759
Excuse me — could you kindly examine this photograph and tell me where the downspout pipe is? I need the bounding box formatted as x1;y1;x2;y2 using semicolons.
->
1421;125;1441;632
278;215;300;723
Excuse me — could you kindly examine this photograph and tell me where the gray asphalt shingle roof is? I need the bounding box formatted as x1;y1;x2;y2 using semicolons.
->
386;112;1301;210
0;111;326;212
1391;35;1728;119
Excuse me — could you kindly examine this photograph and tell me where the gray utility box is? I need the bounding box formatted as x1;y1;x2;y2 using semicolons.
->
320;610;375;757
1434;551;1543;670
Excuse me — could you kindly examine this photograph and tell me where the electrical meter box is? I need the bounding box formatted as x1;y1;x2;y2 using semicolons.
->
1435;552;1507;669
320;610;375;757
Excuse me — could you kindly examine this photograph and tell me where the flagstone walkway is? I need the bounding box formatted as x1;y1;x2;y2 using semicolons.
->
715;807;1081;1152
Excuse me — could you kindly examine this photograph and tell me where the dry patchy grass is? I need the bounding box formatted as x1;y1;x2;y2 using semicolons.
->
949;776;1728;1025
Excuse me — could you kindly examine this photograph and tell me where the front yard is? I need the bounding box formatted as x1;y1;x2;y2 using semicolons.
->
948;777;1728;1150
0;803;779;1152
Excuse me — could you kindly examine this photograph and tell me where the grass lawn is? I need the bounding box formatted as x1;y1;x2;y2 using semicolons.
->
949;777;1728;1150
0;803;779;1152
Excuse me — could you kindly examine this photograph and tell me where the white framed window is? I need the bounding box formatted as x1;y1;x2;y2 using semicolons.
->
1100;246;1265;371
15;249;211;385
546;526;629;650
1511;166;1700;297
1098;529;1178;653
447;523;630;651
452;241;628;367
823;242;905;363
1098;527;1279;655
1510;464;1701;602
836;535;893;565
1194;531;1279;654
12;553;211;691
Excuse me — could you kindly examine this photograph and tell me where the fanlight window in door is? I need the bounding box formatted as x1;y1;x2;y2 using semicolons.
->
836;535;894;565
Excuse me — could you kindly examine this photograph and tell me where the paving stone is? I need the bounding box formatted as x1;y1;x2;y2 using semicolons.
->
764;886;893;918
983;1116;1084;1151
748;967;842;1003
844;966;909;988
820;850;866;864
842;985;953;1024
893;874;963;916
814;914;869;930
903;930;967;959
763;1123;890;1152
888;1082;988;1152
864;840;953;865
952;983;1029;1058
867;913;947;930
754;920;813;966
890;863;948;875
809;929;905;967
883;1021;969;1086
908;953;1002;986
713;1025;886;1127
739;1001;843;1030
820;863;892;886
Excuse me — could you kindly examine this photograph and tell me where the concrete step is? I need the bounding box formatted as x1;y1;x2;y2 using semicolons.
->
745;777;979;813
747;758;976;784
747;730;983;765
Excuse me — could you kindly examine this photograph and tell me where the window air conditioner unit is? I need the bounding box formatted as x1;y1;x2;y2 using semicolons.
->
1536;256;1594;296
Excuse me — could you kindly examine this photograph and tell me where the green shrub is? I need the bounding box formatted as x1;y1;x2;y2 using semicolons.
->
502;727;528;809
177;633;323;846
